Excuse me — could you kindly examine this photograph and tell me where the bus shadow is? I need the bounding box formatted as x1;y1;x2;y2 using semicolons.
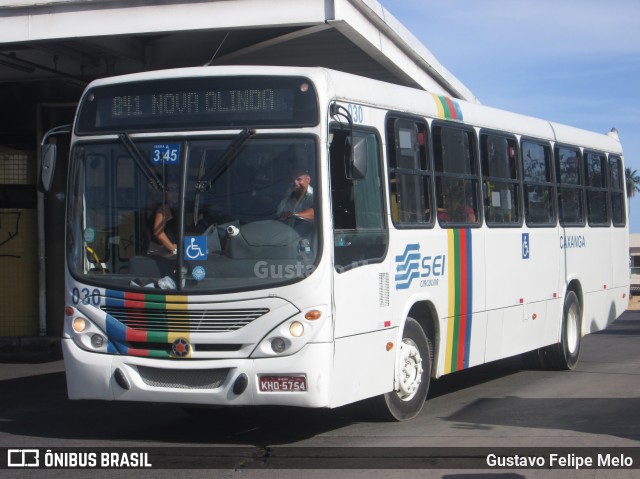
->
0;370;363;446
592;316;640;336
440;311;640;441
0;359;525;447
428;357;523;400
444;396;640;441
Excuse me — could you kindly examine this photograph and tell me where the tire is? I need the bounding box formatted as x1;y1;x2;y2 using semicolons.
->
545;290;582;370
367;317;431;421
520;348;547;370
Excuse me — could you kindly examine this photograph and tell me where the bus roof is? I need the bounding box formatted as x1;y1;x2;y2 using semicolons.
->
84;65;623;156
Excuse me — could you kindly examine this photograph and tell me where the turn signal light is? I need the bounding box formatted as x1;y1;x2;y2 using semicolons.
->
305;310;322;321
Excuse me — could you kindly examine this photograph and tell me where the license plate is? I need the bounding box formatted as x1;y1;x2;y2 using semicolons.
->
259;375;307;392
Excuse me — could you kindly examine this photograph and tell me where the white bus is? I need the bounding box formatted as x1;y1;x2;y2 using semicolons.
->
42;66;629;420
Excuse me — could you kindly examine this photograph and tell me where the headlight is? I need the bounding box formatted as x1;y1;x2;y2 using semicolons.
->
251;307;329;358
67;312;108;353
289;321;304;337
72;317;88;333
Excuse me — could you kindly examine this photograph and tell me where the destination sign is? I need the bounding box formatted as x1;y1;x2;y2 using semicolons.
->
76;76;318;134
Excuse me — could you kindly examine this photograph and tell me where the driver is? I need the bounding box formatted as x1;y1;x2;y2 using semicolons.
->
277;167;314;222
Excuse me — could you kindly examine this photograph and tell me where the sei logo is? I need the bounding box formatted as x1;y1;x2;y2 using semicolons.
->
395;243;446;290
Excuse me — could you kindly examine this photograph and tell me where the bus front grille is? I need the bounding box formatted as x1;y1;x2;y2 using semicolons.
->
137;366;229;389
101;306;269;333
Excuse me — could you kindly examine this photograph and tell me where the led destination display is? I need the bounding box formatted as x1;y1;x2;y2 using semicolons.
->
76;76;318;134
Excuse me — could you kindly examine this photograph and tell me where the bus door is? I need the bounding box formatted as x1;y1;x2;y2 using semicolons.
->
328;125;394;406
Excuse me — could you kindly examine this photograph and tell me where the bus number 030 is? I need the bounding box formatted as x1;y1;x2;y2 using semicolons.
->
72;287;101;306
348;104;364;123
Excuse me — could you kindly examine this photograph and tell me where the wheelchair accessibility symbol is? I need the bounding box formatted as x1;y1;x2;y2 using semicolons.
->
184;236;207;261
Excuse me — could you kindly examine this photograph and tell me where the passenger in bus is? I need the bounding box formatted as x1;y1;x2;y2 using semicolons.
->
277;167;314;222
438;185;476;223
148;186;179;256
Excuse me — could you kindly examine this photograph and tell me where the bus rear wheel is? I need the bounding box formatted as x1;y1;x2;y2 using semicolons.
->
521;291;582;370
546;290;582;370
367;317;431;421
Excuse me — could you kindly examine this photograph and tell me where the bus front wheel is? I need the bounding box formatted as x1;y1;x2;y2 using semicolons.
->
367;317;431;421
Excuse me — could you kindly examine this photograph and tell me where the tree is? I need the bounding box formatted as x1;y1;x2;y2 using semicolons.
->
626;167;640;218
627;167;640;200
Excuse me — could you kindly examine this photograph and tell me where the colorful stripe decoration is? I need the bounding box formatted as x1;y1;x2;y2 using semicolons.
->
431;93;464;122
445;229;473;373
104;290;190;358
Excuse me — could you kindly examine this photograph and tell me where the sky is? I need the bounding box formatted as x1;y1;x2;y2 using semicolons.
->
380;0;640;233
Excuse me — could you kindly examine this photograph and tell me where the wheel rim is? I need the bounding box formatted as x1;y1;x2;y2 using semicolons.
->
397;338;423;401
566;303;579;355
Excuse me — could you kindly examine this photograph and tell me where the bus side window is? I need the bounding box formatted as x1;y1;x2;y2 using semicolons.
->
386;117;433;227
555;146;585;227
330;128;387;271
609;155;626;227
522;140;555;226
481;132;520;226
584;151;610;226
433;124;480;227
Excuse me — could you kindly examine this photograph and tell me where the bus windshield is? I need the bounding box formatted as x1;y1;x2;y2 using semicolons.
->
67;135;319;293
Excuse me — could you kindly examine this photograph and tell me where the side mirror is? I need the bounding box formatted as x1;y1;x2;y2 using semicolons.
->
39;124;71;193
40;143;57;192
350;136;368;180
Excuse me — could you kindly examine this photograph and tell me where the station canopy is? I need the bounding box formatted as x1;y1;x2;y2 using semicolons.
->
0;0;477;102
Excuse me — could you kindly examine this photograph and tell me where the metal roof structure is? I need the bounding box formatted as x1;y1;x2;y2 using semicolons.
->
0;0;478;102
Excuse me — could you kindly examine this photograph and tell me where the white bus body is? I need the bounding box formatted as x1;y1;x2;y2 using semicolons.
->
57;66;629;420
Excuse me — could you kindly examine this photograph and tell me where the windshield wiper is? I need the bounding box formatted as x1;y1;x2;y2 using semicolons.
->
193;128;255;225
195;128;255;193
118;132;165;191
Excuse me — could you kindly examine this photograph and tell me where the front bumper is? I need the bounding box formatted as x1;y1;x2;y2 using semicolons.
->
62;338;333;408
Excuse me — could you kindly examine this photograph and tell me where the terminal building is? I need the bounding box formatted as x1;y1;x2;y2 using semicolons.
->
0;0;476;339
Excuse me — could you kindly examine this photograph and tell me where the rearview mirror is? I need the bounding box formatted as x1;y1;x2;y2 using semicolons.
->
350;136;368;180
40;143;57;192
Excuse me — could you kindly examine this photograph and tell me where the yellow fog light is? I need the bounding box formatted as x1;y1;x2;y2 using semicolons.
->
289;321;304;337
72;317;88;333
